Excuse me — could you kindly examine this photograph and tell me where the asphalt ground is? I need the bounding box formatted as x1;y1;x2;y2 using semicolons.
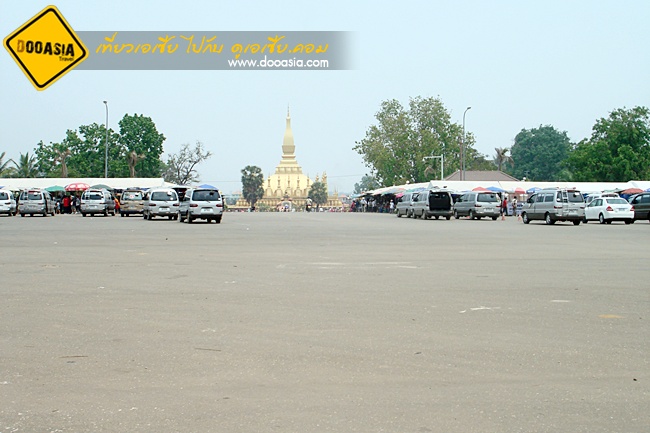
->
1;211;648;433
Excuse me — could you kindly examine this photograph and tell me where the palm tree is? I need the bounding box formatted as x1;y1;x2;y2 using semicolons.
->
55;149;71;177
127;151;145;177
0;151;15;177
494;147;513;172
13;152;39;178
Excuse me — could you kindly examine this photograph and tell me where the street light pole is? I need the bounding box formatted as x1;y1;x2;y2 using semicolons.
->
462;106;471;181
103;100;109;178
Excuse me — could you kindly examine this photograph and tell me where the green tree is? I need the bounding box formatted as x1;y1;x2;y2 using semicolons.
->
0;151;15;177
354;97;472;186
309;181;328;207
510;125;571;181
467;153;496;171
566;106;650;181
13;152;39;177
163;141;212;185
353;174;381;193
118;114;165;177
240;165;264;209
493;147;513;172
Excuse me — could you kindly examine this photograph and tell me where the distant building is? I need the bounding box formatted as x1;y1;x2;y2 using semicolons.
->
445;170;519;182
235;109;341;211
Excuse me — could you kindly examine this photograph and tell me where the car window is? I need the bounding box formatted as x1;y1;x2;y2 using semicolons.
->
544;194;553;202
607;198;627;205
0;192;8;199
85;193;103;200
567;192;583;202
122;191;143;200
477;193;499;203
151;191;176;201
26;192;42;200
192;190;221;201
642;195;650;204
594;199;602;206
535;194;544;203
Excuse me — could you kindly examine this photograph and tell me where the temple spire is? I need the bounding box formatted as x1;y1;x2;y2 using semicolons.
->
282;107;296;160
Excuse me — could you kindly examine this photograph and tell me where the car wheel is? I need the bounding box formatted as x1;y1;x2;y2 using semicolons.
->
606;220;612;224
434;216;439;220
468;210;474;220
492;216;497;221
396;212;402;218
178;212;184;222
522;212;530;224
625;219;632;225
187;214;193;224
599;213;606;224
168;215;173;220
143;212;148;220
582;216;588;223
454;210;459;219
445;216;451;220
573;220;581;225
545;213;555;225
215;216;222;224
20;213;24;217
104;209;108;217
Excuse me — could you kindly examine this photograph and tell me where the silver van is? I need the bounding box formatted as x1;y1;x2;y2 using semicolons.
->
453;191;501;220
119;189;144;217
396;192;417;218
80;189;115;217
0;190;17;216
178;187;223;224
521;188;585;225
18;189;56;217
143;188;179;220
412;189;454;220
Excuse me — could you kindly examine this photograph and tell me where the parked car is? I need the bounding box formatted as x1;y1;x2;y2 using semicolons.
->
584;197;634;224
80;189;116;217
178;187;223;224
0;190;17;216
119;189;144;217
520;188;584;225
143;188;179;220
18;189;56;217
412;189;454;220
453;191;501;220
396;192;418;218
628;192;650;222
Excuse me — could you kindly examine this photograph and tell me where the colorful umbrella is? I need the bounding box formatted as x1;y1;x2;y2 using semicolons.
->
472;186;491;192
91;183;113;191
619;188;643;195
45;185;66;193
486;186;505;192
65;182;90;191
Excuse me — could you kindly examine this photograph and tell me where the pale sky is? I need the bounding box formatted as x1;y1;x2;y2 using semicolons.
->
2;0;648;194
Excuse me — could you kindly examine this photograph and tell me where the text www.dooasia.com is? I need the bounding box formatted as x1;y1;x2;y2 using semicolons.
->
228;55;329;69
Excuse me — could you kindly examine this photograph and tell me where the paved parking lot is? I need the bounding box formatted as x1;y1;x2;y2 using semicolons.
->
1;212;648;432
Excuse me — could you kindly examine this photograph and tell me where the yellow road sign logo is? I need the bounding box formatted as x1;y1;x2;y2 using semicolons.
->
4;5;87;91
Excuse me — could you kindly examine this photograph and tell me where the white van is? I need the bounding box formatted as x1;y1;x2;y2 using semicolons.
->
521;188;585;225
453;191;501;220
411;189;454;220
80;189;115;217
143;188;179;220
18;189;56;217
0;190;17;216
396;192;418;218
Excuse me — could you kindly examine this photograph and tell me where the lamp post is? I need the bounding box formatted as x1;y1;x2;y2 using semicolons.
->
462;106;471;181
423;155;444;180
103;100;109;178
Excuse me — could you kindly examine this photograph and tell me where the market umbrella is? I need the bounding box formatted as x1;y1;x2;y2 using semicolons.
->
512;187;527;194
65;182;90;192
45;185;66;193
472;186;491;192
526;187;541;194
619;188;643;195
486;186;505;192
91;183;113;191
197;183;216;189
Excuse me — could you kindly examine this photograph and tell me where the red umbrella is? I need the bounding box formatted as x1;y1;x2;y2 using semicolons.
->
472;186;490;192
619;188;643;195
513;187;526;194
65;182;90;191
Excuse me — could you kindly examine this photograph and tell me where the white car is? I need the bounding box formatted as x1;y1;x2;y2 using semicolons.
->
0;190;17;216
584;197;634;224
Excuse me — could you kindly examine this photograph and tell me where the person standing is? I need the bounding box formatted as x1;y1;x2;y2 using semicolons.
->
501;196;508;220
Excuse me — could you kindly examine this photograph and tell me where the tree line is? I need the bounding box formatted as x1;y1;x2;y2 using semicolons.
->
0;113;212;185
354;97;650;190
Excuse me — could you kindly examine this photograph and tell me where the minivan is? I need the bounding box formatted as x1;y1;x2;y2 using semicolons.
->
453;191;501;220
80;189;115;217
395;192;417;218
0;190;17;216
119;189;144;217
18;189;56;217
143;188;179;220
520;188;585;225
628;192;650;221
178;187;223;224
411;189;454;220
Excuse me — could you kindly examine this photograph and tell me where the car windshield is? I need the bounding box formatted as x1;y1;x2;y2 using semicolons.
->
84;193;103;200
607;198;628;205
151;191;176;201
23;192;42;200
477;193;499;203
122;191;143;200
192;190;220;201
0;192;8;199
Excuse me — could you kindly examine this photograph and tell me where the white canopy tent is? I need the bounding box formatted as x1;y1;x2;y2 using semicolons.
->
0;177;171;192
